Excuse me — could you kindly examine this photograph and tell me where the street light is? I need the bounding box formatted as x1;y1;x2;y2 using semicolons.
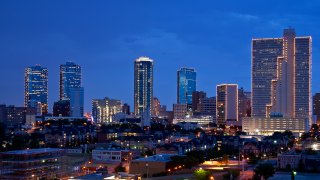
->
146;163;149;178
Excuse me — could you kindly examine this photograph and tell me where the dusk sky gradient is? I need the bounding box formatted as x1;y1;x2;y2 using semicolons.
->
0;0;320;112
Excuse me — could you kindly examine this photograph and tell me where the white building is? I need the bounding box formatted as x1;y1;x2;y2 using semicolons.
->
174;115;213;126
216;84;238;125
242;116;309;137
92;149;131;162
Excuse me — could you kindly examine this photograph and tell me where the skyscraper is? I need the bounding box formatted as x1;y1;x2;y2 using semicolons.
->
313;93;320;123
152;97;161;116
70;87;84;117
192;91;207;112
134;57;154;116
24;65;48;115
216;84;238;125
252;28;312;122
177;68;196;105
60;62;82;100
238;88;251;121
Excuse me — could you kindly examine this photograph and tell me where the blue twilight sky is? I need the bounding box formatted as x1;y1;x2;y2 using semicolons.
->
0;0;320;112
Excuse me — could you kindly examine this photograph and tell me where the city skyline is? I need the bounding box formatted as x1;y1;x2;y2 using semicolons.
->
252;29;312;122
1;1;320;112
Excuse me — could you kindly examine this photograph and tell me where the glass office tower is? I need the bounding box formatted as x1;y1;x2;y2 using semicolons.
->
24;65;48;115
177;68;196;105
59;62;82;100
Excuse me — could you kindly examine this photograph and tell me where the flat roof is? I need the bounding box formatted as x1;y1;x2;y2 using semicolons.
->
133;154;175;162
1;148;63;155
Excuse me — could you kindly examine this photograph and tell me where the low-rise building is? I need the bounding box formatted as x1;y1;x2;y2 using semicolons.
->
92;148;133;163
129;154;174;177
174;115;213;126
0;148;66;180
243;117;308;137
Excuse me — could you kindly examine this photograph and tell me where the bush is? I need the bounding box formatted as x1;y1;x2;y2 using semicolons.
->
222;170;240;180
254;163;275;180
114;164;125;173
193;169;212;180
152;172;167;177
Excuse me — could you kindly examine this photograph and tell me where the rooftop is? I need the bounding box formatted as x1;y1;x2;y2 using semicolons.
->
133;154;174;162
0;148;63;155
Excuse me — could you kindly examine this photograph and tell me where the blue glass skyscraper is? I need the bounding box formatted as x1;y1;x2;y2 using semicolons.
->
24;65;48;115
177;68;196;105
60;62;82;100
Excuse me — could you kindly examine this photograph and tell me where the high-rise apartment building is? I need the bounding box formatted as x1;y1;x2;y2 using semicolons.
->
152;97;161;116
216;84;238;125
134;57;153;116
252;28;312;122
177;68;196;106
59;62;82;100
24;65;48;115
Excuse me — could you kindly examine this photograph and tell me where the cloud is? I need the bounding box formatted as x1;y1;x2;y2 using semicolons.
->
228;12;260;21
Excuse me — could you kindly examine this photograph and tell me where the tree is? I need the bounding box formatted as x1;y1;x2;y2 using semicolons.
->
298;159;304;172
193;168;211;180
11;134;30;150
254;163;275;180
114;164;126;173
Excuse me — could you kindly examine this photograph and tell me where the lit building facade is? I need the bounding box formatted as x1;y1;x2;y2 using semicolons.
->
313;93;320;123
198;97;216;121
134;57;154;116
252;29;312;124
24;65;48;115
0;148;66;180
242;117;308;137
174;115;213;126
59;62;82;100
153;97;161;116
92;97;122;123
173;104;188;119
216;84;238;125
177;68;196;105
0;105;35;127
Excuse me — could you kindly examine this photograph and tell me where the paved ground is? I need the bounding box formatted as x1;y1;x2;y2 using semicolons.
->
270;172;320;180
144;174;195;180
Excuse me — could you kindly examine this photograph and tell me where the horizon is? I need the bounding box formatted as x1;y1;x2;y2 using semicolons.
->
0;0;319;112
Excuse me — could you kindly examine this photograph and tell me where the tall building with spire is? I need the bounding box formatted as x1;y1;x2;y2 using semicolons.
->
252;28;312;122
134;57;154;117
24;65;48;115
